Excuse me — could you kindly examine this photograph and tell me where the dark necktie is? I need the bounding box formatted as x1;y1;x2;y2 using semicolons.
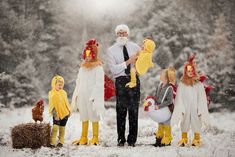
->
123;45;130;75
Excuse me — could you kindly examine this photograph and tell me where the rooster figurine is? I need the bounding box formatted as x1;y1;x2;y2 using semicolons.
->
32;99;44;123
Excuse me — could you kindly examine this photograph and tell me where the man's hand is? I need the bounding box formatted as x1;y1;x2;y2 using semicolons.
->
126;54;137;66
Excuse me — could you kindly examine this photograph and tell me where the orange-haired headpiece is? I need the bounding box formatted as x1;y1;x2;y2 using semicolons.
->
184;54;196;77
181;54;199;86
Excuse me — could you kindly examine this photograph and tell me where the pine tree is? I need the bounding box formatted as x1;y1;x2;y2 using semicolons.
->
205;13;234;107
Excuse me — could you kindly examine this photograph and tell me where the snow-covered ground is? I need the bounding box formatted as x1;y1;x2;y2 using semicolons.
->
0;105;235;157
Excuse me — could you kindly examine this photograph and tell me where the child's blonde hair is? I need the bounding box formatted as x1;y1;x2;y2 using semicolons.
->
163;66;176;85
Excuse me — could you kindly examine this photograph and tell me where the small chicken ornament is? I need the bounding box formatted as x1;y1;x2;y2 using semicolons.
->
126;38;156;88
32;99;44;123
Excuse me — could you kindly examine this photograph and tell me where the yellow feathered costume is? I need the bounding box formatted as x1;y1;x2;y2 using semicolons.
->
126;39;156;88
48;75;71;120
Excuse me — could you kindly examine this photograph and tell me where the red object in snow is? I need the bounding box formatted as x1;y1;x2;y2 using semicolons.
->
205;85;214;94
205;85;214;105
104;75;116;101
199;75;207;82
199;74;214;106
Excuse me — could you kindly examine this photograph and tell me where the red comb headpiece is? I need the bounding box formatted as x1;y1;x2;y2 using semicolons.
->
86;39;98;46
83;39;98;60
188;53;195;64
184;54;196;77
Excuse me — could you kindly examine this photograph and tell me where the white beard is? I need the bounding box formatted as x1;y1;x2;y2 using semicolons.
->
116;37;128;46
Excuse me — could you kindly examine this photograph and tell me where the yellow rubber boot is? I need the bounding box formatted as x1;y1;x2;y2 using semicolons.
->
50;124;59;146
153;124;164;147
192;133;201;147
178;132;188;147
58;126;65;146
72;121;89;145
125;68;137;88
155;124;164;139
89;122;99;145
161;125;172;146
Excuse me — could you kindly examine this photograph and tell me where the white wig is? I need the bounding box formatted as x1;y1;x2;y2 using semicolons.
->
115;24;130;36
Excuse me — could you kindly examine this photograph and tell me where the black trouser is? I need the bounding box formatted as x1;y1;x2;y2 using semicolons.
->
115;76;140;144
53;116;69;126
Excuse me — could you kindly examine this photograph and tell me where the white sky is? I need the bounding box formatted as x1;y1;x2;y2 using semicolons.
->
62;0;145;20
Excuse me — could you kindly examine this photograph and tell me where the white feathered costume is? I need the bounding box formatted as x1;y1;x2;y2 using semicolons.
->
171;54;210;134
71;65;105;122
171;81;210;133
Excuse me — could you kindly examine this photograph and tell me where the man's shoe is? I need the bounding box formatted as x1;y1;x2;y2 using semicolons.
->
128;143;135;147
117;141;125;147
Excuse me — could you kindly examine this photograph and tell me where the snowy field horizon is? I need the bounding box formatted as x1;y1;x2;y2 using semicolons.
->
0;105;235;157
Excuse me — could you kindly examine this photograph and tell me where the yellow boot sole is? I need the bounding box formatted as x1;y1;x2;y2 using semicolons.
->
72;137;88;145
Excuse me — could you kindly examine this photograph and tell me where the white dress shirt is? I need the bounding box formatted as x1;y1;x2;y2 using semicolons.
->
107;41;141;78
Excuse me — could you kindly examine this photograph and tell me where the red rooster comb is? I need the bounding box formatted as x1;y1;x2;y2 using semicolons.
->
188;53;196;64
37;99;44;105
86;39;98;46
83;39;99;60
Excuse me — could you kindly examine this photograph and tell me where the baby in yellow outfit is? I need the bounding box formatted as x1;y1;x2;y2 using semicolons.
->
126;39;156;88
48;75;71;147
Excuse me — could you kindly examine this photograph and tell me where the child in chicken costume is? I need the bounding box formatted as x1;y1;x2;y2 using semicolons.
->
144;66;176;147
48;75;71;147
171;55;210;147
126;39;156;88
71;39;105;146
